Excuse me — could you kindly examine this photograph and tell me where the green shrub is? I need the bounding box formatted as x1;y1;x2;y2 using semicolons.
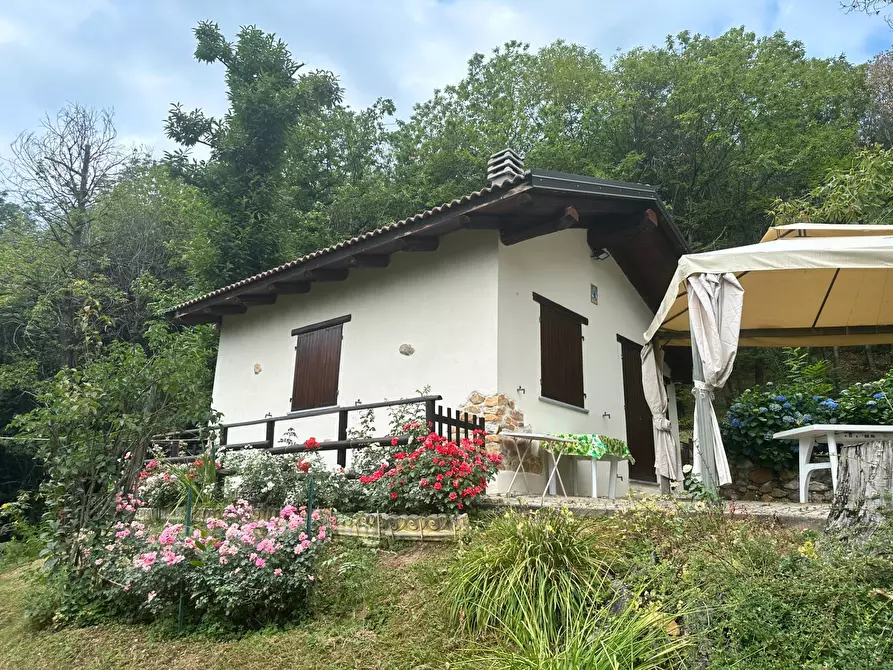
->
721;385;835;469
605;501;893;669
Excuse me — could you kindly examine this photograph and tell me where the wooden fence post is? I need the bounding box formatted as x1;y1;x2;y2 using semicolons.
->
337;410;348;468
265;420;276;449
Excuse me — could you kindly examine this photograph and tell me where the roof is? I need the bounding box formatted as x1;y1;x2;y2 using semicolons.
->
170;168;688;324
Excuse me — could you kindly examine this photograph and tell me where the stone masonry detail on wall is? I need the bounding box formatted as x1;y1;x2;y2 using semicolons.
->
461;391;543;476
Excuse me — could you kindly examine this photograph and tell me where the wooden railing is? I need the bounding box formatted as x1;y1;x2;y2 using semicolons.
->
152;395;485;468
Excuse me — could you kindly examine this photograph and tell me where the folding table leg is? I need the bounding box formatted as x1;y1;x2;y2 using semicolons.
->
608;458;619;500
590;459;599;498
542;452;562;503
826;432;839;493
798;436;814;504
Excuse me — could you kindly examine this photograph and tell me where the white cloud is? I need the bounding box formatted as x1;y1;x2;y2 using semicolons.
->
0;0;890;158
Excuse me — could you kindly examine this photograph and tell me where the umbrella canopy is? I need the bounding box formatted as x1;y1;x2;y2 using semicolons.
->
645;228;893;348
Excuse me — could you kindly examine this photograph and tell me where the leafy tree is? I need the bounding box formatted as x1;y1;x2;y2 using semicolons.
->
12;323;218;565
865;49;893;147
393;31;868;251
277;97;401;255
393;40;608;211
164;21;342;288
771;147;893;224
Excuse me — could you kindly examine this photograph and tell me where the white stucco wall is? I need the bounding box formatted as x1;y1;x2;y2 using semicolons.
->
496;227;676;493
212;230;499;465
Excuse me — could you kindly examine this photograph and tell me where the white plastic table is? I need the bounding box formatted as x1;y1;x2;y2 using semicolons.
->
500;432;622;501
773;424;893;503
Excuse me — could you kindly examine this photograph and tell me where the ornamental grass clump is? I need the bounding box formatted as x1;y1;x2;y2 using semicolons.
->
446;507;609;639
447;508;689;667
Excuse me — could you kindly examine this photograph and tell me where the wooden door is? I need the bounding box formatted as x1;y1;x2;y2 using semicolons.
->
619;336;656;482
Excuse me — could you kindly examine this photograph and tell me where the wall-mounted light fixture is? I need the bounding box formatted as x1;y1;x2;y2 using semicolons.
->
517;385;526;395
591;248;611;261
602;412;611;419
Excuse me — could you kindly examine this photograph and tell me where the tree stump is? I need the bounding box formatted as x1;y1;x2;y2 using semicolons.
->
826;440;893;536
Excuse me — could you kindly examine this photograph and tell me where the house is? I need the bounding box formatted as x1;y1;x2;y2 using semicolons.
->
170;150;689;495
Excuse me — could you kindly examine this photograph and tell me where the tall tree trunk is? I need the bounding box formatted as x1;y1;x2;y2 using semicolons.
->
826;440;893;537
865;345;880;377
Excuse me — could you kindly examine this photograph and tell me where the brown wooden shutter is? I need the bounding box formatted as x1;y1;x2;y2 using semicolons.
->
291;323;344;411
535;294;587;408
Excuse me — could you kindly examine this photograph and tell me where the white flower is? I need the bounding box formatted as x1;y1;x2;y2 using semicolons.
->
682;464;693;474
147;591;157;603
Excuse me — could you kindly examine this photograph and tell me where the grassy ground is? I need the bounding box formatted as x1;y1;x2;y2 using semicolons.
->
0;542;460;670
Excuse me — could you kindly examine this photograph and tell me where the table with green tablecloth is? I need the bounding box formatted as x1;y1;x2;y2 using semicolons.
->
500;432;632;500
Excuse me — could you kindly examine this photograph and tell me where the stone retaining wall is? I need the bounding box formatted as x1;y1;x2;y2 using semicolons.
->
720;458;833;503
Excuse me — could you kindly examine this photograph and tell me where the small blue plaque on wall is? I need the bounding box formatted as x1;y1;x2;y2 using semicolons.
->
590;284;598;305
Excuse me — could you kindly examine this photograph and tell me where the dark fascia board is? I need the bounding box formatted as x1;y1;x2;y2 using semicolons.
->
530;169;689;256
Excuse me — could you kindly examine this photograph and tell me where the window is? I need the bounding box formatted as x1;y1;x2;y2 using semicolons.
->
534;293;587;408
290;315;350;411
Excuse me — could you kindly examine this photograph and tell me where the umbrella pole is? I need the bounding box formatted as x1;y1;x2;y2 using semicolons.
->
692;335;719;494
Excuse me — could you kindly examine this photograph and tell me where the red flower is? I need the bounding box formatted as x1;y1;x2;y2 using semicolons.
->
448;492;458;501
391;438;399;446
391;492;398;499
433;482;442;491
304;437;320;450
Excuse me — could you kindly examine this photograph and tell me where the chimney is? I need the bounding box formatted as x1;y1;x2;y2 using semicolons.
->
487;148;525;187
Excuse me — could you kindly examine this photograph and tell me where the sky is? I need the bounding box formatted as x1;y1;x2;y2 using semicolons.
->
0;0;890;159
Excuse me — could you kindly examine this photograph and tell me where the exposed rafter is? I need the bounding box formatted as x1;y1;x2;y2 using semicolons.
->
267;281;312;294
307;269;350;282
236;293;277;306
401;237;439;252
500;206;579;246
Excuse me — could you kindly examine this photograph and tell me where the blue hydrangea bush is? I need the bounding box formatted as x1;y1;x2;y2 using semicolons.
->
723;376;893;470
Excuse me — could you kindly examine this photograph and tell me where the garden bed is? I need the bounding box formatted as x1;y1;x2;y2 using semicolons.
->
136;507;470;542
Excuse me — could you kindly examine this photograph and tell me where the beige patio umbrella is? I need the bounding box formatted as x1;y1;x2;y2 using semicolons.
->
642;224;893;492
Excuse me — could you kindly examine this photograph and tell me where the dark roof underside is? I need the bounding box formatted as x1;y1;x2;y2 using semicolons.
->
169;169;689;326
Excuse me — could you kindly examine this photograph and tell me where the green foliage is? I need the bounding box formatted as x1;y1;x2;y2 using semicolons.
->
0;492;41;570
165;21;342;288
772;147;893;224
470;599;690;670
395;31;867;250
606;501;893;669
446;508;611;639
723;352;893;468
722;385;835;469
448;508;688;668
11;324;217;565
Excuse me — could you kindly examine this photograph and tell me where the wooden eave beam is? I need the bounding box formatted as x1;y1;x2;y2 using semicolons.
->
348;253;391;268
177;309;220;325
308;268;349;282
208;303;248;315
400;236;439;252
500;206;579;246
268;281;312;294
236;293;277;306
